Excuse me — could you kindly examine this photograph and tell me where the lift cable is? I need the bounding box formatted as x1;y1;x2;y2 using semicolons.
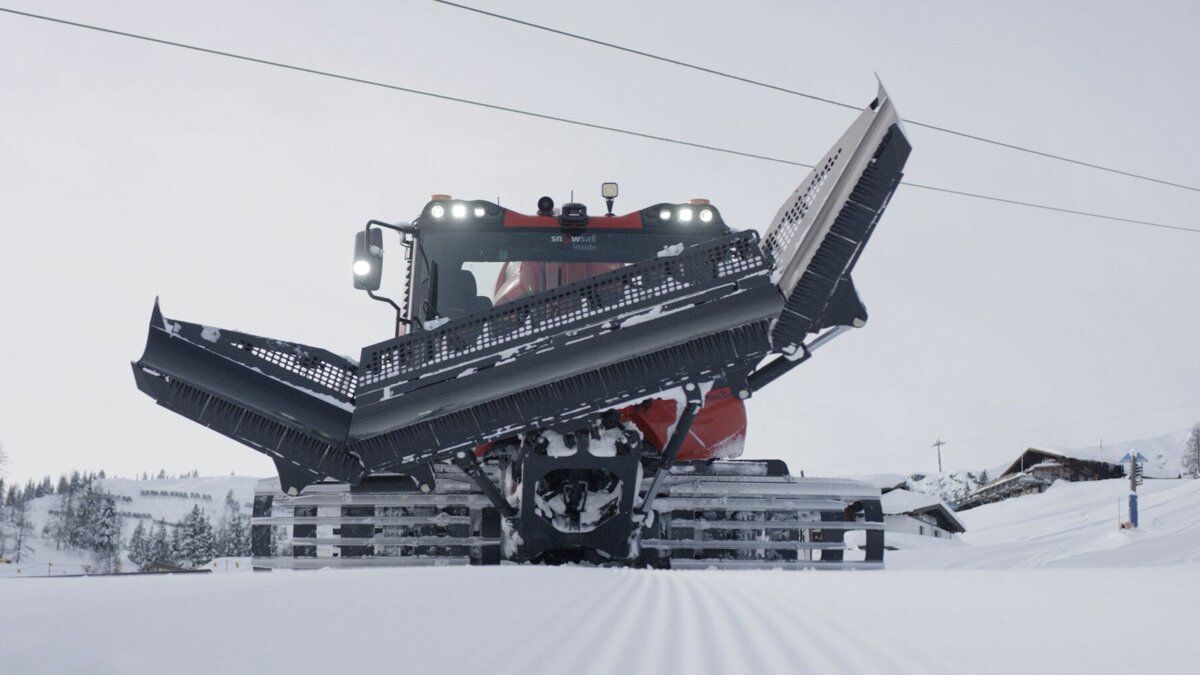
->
1;6;1196;236
432;0;1200;196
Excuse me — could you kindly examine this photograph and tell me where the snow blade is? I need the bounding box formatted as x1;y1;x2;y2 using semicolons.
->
345;231;783;473
132;300;365;492
764;83;911;346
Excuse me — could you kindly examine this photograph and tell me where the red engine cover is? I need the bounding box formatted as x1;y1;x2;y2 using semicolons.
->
477;261;747;460
619;387;746;461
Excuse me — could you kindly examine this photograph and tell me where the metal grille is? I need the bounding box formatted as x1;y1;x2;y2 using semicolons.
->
763;148;842;266
359;232;766;387
231;340;358;400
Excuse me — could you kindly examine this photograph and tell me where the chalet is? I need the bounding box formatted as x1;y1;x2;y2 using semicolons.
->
879;489;966;544
956;447;1124;511
850;475;966;548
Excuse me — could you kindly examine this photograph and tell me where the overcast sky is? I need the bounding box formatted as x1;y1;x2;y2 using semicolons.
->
2;0;1198;483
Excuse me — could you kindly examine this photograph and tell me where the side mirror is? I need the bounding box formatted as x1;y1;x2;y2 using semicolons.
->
353;228;383;291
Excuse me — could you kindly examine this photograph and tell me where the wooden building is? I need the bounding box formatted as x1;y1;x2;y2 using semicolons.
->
957;447;1124;511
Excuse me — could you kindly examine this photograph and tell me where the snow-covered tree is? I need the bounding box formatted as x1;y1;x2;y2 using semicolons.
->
88;493;123;573
1183;424;1200;479
128;520;149;570
6;496;35;563
175;506;216;568
215;490;249;557
49;486;79;550
150;522;176;569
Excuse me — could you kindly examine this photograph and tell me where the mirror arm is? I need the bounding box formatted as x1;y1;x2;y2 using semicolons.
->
367;219;418;235
366;290;411;338
361;220;420;337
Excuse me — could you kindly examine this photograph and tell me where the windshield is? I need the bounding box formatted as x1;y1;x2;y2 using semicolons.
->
411;229;683;322
437;260;626;318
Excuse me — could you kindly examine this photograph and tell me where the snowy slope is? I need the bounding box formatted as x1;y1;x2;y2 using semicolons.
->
891;478;1200;569
902;428;1192;503
0;475;258;577
1;565;1197;674
1056;428;1190;478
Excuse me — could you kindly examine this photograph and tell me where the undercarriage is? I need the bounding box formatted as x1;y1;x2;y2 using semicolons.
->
250;461;883;570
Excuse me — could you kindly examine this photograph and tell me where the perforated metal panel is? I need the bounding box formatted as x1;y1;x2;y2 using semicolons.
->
234;340;358;400
358;231;768;390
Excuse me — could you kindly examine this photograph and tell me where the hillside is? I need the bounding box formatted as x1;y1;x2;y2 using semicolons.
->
902;428;1192;503
891;477;1200;569
1;475;257;577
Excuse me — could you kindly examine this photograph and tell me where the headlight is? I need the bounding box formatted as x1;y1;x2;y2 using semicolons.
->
430;203;445;219
659;208;672;220
451;203;467;219
678;207;693;223
473;205;486;217
699;209;714;223
353;260;372;277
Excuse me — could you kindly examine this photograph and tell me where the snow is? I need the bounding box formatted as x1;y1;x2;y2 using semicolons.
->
905;429;1192;505
844;473;907;491
199;325;221;343
3;474;1199;672
892;478;1200;569
879;487;945;515
0;565;1196;673
656;242;684;257
0;475;257;577
1030;429;1190;479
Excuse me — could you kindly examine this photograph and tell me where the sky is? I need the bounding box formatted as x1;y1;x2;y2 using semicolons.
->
1;0;1198;483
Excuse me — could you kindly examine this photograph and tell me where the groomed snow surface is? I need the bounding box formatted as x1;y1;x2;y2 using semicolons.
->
2;477;1198;674
1;565;1196;674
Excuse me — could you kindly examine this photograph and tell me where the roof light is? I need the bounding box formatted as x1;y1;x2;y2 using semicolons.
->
699;209;714;223
473;205;486;217
430;203;445;219
678;207;694;223
659;208;672;220
451;203;467;219
353;260;372;277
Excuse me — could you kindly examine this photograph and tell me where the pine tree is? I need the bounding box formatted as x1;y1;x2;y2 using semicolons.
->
56;475;68;494
1183;424;1200;479
7;496;35;563
176;505;216;567
128;521;148;569
977;469;990;486
89;492;123;573
49;488;77;550
215;490;249;557
150;522;174;569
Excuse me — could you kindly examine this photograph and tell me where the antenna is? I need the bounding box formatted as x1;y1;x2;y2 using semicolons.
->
932;439;946;473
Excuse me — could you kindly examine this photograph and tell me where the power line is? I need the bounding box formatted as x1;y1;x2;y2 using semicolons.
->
433;0;1200;196
1;6;1196;236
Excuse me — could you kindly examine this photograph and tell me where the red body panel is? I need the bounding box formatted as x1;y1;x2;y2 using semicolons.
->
483;260;746;460
619;387;746;460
